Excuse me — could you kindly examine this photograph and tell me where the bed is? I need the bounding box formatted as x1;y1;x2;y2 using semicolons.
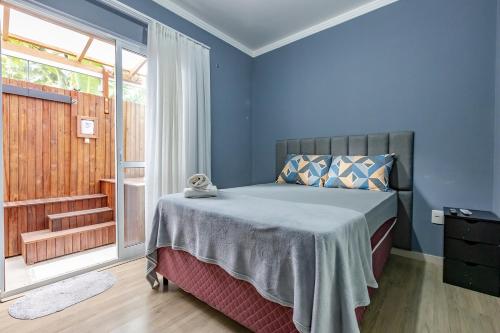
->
147;131;414;333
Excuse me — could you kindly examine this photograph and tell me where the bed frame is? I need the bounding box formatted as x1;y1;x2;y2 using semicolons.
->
276;131;414;249
157;130;414;332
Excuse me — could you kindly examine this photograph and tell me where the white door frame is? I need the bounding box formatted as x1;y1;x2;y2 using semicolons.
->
0;21;5;297
0;0;149;298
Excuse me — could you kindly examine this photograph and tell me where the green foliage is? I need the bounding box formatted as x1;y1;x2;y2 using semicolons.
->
68;72;102;95
1;55;28;80
9;38;43;51
28;62;102;95
28;62;70;88
2;54;144;104
108;80;146;105
124;83;146;105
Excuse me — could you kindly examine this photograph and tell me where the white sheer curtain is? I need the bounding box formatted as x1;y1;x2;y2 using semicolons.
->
146;22;211;237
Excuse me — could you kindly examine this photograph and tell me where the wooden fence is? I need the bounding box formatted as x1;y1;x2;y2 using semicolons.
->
2;78;145;257
123;100;145;178
2;78;145;202
3;78;115;201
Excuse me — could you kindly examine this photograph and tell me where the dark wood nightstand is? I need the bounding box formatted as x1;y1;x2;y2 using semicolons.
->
443;207;500;296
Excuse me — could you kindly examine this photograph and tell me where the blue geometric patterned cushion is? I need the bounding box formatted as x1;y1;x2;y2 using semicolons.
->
276;154;332;187
324;154;394;191
296;155;332;187
276;154;301;184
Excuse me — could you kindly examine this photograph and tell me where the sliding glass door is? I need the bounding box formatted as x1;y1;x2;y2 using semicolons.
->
0;1;148;297
115;41;147;260
0;32;4;297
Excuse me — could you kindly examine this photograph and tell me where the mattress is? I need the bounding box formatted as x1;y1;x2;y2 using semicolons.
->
156;217;397;333
147;184;398;332
224;183;397;235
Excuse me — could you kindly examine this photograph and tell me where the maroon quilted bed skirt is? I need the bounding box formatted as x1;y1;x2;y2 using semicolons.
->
156;218;396;332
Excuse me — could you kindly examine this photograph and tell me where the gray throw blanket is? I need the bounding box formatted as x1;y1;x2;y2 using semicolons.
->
146;190;377;333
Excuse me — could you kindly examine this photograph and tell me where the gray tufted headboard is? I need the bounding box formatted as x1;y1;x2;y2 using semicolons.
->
275;131;414;250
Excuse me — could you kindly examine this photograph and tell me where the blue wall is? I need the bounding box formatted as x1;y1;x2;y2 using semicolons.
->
495;1;500;217
495;105;500;216
34;0;253;189
251;0;497;256
117;0;253;189
35;0;498;255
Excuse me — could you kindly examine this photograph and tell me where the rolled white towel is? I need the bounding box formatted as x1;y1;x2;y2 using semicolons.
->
184;185;218;198
187;173;211;190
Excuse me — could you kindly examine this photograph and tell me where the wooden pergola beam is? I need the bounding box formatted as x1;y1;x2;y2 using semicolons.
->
78;37;94;62
2;40;143;85
10;33;78;56
0;5;145;79
1;3;125;70
129;59;146;77
1;41;102;74
103;68;110;114
102;68;109;98
2;7;10;41
8;34;115;68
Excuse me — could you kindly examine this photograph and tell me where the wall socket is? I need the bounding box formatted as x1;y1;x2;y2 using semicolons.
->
431;210;444;225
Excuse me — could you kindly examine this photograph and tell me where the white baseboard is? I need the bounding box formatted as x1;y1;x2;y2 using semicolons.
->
391;248;443;266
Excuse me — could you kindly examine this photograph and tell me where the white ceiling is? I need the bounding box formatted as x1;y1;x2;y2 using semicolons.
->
153;0;398;57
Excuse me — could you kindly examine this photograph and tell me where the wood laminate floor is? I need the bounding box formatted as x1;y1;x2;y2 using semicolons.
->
0;255;499;333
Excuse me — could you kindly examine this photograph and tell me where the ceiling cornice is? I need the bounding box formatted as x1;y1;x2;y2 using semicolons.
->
153;0;399;58
252;0;399;57
152;0;254;56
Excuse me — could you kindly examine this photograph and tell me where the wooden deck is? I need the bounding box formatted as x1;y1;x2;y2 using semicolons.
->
48;207;113;231
21;221;116;264
4;195;108;257
3;193;107;208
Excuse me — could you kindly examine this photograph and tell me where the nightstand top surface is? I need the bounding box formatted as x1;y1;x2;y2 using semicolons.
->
444;207;500;222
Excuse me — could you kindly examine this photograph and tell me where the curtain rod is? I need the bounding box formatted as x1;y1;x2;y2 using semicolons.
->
101;0;211;51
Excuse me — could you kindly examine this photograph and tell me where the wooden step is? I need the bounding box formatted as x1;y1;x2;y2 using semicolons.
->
4;193;107;208
48;207;113;220
4;193;110;257
22;221;116;243
21;221;116;265
48;207;114;232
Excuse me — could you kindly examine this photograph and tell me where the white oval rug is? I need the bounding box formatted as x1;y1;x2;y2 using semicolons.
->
9;271;116;320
